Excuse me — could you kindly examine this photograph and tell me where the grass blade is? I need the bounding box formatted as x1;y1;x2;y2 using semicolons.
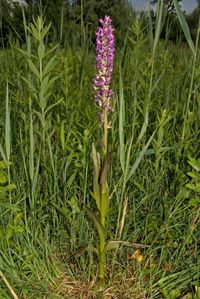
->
5;83;10;162
153;0;164;53
126;131;155;182
173;0;195;55
119;72;125;173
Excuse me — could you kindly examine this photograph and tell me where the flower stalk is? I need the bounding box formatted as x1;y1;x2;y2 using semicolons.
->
92;15;115;281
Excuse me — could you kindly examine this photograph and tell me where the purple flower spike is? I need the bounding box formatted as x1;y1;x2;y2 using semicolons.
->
93;15;115;123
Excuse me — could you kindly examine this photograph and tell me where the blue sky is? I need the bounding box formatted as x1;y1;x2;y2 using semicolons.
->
132;0;197;13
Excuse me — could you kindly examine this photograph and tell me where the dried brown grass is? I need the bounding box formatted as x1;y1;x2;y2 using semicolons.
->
52;270;147;299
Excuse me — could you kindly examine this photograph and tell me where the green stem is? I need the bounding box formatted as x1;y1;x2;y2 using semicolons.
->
102;109;108;157
98;107;109;281
99;233;106;282
101;108;108;227
100;185;107;227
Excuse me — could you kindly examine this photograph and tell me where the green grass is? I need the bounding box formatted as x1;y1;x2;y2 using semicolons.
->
0;14;199;299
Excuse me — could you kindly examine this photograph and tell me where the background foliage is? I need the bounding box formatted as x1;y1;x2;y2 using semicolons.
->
0;0;200;48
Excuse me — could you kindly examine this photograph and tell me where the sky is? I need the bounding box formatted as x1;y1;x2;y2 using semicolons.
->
132;0;198;13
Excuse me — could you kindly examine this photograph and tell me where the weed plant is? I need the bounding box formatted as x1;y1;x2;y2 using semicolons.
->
0;4;199;299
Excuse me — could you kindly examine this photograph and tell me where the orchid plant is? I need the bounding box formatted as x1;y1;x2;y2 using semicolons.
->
83;16;115;282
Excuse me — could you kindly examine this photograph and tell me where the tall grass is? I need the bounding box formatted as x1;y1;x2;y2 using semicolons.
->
0;7;199;299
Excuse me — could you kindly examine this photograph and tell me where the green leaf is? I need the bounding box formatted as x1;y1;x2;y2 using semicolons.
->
105;240;149;251
0;161;7;169
32;156;40;193
38;41;45;60
5;183;16;191
137;108;149;143
99;153;111;218
28;23;39;40
66;172;77;188
153;0;164;53
0;144;6;164
83;204;106;243
38;91;46;111
119;72;125;173
17;47;29;57
21;76;37;93
188;157;200;172
68;196;80;214
169;289;181;299
105;240;120;251
45;97;63;115
6;226;15;241
126;131;155;182
0;183;16;193
92;143;101;211
14;212;23;223
41;75;49;95
44;45;58;57
186;183;196;191
60;121;65;150
41;23;51;40
46;75;59;89
189;198;200;207
99;152;111;186
29;114;34;182
0;202;20;211
5;83;10;161
187;172;200;179
100;181;109;223
14;225;24;233
28;59;40;78
0;173;7;184
43;55;57;77
194;184;200;192
51;202;70;218
173;0;195;55
34;111;44;126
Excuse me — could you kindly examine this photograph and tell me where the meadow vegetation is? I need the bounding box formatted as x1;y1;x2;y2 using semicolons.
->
0;2;200;298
